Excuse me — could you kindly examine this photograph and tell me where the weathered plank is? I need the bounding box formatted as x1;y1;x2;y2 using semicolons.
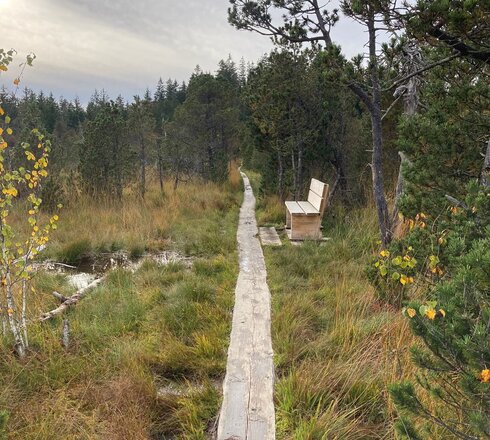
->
259;227;282;246
297;201;319;216
310;178;326;197
285;200;305;215
307;190;323;212
217;172;275;440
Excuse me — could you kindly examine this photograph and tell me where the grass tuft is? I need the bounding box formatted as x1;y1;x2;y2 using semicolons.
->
0;177;240;438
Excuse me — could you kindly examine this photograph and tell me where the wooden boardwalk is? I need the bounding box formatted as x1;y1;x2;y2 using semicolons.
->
217;172;275;440
259;227;282;246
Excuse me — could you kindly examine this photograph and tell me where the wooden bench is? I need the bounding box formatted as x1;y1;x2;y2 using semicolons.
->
285;178;329;240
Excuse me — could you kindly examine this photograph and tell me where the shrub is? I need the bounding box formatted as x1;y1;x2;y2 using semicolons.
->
389;184;490;439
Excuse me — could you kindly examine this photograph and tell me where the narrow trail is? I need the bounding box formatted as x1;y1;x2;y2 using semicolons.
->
217;172;275;439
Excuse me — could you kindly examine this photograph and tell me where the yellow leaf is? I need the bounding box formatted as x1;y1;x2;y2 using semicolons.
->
425;309;436;320
6;128;12;135
7;308;13;316
480;369;490;383
2;187;18;197
0;65;7;72
407;308;416;318
0;107;4;116
439;309;446;318
399;275;414;286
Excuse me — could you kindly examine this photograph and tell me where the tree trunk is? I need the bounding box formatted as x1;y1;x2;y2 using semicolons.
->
368;14;391;246
277;152;284;199
481;139;490;188
297;144;304;199
291;150;297;199
140;134;146;199
21;280;28;350
392;152;411;227
158;142;164;194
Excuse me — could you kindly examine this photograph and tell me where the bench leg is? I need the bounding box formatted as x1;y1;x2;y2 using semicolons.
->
290;215;321;240
286;209;292;229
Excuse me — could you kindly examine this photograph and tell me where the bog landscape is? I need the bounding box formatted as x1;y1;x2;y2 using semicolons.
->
0;1;489;439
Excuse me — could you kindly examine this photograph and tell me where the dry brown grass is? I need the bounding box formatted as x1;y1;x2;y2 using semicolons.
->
0;170;242;439
263;205;417;439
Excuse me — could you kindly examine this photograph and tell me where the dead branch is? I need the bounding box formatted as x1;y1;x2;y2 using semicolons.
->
51;291;68;303
39;276;106;322
445;194;468;209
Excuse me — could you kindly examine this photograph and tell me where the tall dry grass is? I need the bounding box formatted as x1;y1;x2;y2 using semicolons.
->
0;172;242;439
261;203;416;439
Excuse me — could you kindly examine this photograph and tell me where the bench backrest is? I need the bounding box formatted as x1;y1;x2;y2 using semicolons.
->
307;178;329;216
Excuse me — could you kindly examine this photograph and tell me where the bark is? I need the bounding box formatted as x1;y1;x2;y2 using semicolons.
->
6;283;25;357
62;319;70;350
3;262;26;357
392;152;411;227
21;280;28;350
367;13;391;246
481;139;490;188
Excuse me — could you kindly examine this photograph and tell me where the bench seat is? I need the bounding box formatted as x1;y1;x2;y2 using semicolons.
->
284;201;319;216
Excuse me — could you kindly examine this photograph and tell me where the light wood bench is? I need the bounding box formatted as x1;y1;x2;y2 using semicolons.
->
285;178;329;240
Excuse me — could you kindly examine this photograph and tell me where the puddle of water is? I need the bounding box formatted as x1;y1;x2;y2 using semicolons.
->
67;272;98;290
34;250;193;291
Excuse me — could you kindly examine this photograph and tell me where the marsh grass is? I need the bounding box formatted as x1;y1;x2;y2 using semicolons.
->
0;175;241;439
260;203;416;439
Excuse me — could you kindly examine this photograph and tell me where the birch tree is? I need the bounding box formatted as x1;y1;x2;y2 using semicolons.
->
0;51;60;357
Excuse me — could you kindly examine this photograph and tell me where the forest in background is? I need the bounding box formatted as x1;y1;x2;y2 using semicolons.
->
0;0;489;438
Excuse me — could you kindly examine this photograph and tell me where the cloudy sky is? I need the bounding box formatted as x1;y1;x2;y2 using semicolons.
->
0;0;372;104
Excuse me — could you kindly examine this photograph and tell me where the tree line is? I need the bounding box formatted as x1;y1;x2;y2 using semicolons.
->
0;56;249;205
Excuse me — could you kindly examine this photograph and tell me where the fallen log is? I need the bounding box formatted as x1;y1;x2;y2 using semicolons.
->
39;276;106;322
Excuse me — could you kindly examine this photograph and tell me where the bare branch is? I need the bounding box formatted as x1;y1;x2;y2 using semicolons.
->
384;54;461;91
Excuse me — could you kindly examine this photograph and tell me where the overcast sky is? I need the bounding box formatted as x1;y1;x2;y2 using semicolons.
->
0;0;372;104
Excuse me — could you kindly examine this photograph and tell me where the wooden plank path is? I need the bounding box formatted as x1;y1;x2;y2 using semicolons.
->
217;172;275;440
259;227;282;246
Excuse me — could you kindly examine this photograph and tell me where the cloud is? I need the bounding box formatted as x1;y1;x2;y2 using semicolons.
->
0;0;383;104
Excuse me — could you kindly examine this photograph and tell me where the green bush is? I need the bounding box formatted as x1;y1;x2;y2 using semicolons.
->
389;185;490;439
